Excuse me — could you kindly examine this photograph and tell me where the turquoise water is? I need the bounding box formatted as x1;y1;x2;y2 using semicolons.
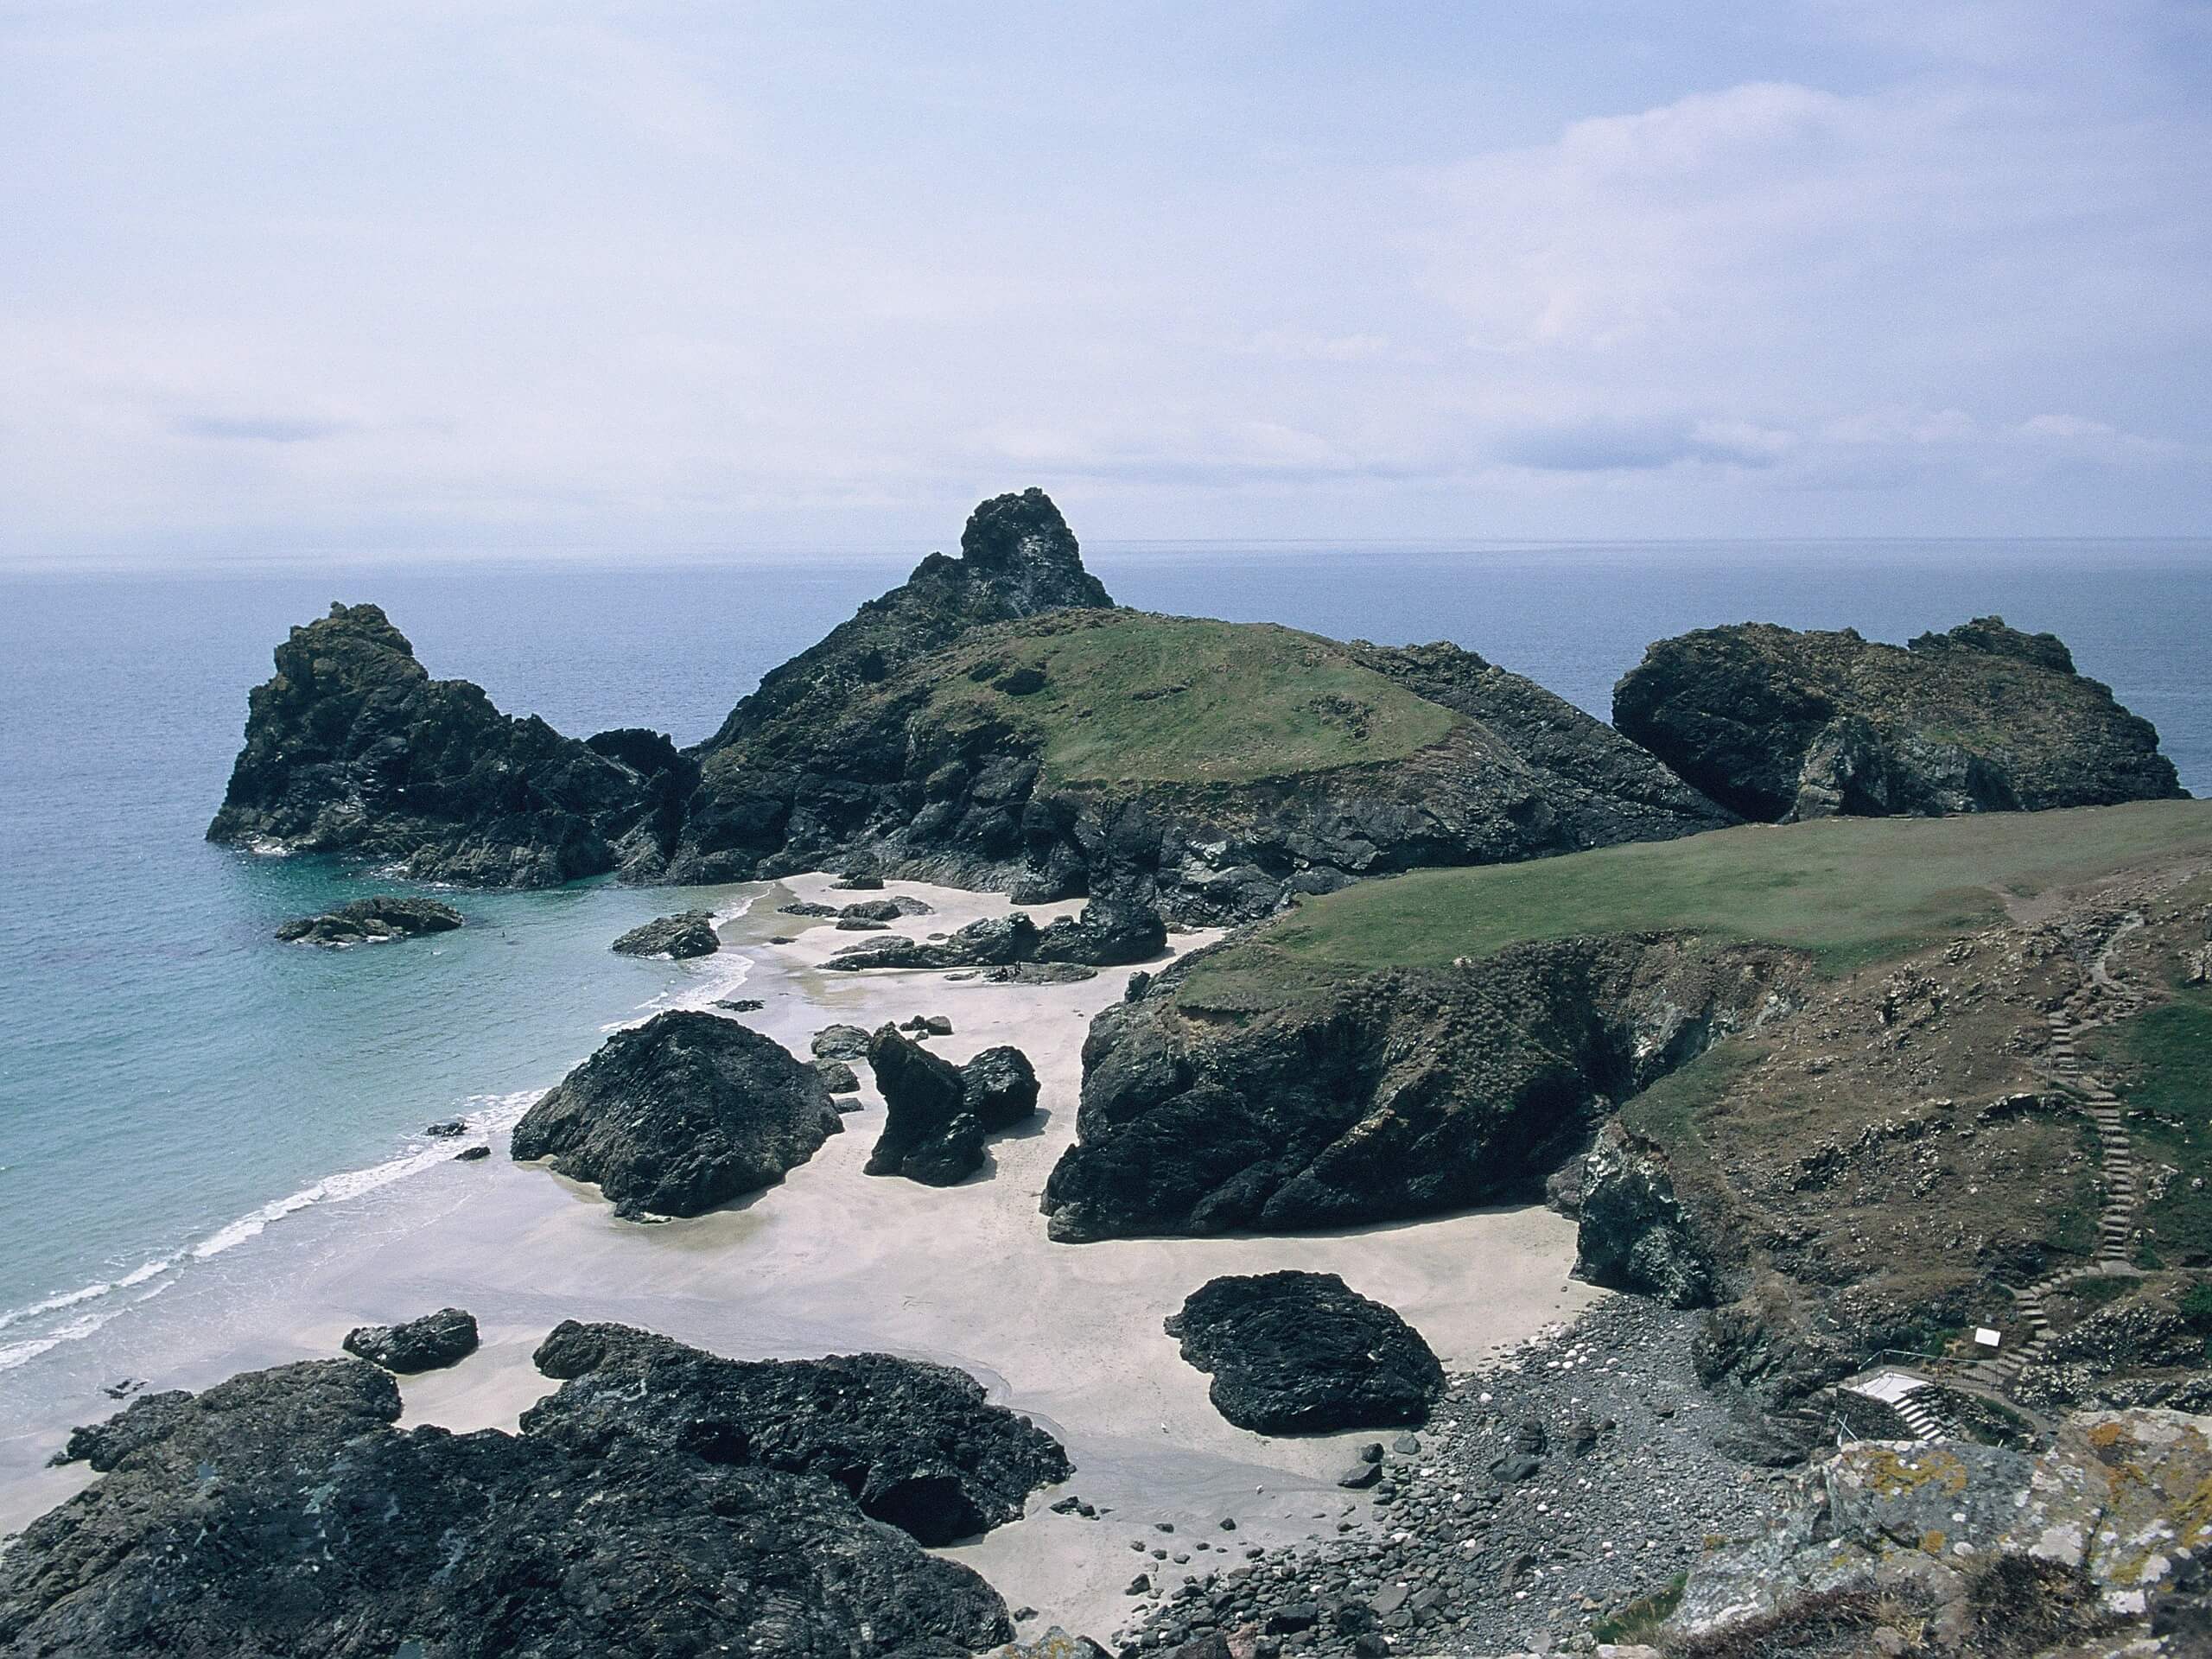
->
1;541;2207;1382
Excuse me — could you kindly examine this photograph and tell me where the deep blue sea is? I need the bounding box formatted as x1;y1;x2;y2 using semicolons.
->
2;538;2208;1382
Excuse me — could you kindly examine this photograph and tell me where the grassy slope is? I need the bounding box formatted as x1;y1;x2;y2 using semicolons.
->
1181;799;2212;1007
920;613;1462;788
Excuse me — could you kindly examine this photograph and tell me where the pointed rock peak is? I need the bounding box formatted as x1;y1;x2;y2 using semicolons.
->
952;488;1111;614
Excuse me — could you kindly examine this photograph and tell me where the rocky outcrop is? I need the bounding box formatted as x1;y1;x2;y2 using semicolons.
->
1613;616;2183;823
1667;1409;2212;1650
1164;1271;1445;1433
531;1321;1071;1545
1572;1122;1714;1307
609;909;720;959
6;1344;1014;1656
209;602;693;886
1041;936;1796;1242
511;1010;840;1218
273;893;464;945
864;1030;1041;1185
825;912;1040;971
342;1306;480;1372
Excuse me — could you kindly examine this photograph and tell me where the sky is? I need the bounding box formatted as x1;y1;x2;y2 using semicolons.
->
2;1;2208;568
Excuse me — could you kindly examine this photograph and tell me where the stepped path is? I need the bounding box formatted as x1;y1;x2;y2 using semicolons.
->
1978;912;2150;1391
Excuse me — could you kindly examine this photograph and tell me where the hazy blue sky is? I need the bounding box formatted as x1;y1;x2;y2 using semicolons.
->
3;2;2208;566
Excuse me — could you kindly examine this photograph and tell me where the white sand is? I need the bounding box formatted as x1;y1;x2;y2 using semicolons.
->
0;874;1603;1645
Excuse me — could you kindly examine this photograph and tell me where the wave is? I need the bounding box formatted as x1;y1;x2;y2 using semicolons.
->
603;893;760;1031
0;1090;535;1374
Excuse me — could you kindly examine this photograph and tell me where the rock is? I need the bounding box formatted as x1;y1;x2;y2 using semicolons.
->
1572;1122;1715;1308
610;909;721;959
718;996;765;1012
1033;882;1168;968
530;1321;1070;1548
18;1349;1012;1656
823;912;1041;972
1613;617;2183;822
1045;935;1794;1242
836;916;890;931
779;901;839;917
274;894;465;946
815;1058;861;1095
1337;1461;1382;1490
210;603;693;886
810;1024;871;1060
865;1027;984;1185
994;1627;1111;1658
841;897;933;921
982;960;1099;985
424;1118;465;1136
341;1307;480;1373
453;1144;490;1161
962;1046;1041;1131
1164;1271;1446;1433
511;1010;841;1218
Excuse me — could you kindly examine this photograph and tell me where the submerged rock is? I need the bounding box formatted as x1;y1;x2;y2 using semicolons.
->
512;1010;840;1218
342;1307;480;1373
1613;616;2183;822
1164;1271;1445;1433
531;1321;1071;1547
274;894;463;946
209;602;692;886
609;909;721;959
14;1348;1012;1656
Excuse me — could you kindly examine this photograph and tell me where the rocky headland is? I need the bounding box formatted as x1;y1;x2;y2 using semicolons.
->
1614;615;2184;823
510;1008;842;1218
1;1325;1049;1657
273;893;464;944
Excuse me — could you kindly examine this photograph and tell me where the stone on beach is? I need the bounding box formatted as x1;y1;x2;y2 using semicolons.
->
342;1306;480;1373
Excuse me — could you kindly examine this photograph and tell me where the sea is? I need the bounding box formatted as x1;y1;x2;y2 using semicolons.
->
2;537;2209;1396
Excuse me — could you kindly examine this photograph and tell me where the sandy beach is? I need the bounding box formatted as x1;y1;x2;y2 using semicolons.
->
0;874;1601;1646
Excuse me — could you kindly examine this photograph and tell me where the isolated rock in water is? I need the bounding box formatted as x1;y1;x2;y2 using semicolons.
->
342;1307;480;1373
530;1321;1071;1546
810;1023;871;1060
274;895;464;946
1164;1271;1445;1433
15;1352;1011;1657
961;1046;1040;1132
865;1026;983;1185
1573;1122;1714;1308
512;1010;840;1218
610;909;721;959
208;602;692;887
1613;616;2183;822
815;1058;861;1095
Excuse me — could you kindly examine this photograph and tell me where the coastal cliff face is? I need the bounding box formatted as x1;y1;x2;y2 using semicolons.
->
1613;615;2183;822
209;490;1732;906
1039;934;1800;1243
207;602;695;886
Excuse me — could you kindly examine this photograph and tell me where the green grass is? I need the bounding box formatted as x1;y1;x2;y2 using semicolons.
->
1179;800;2212;1006
1592;1574;1687;1645
920;613;1462;788
1618;1038;1770;1147
2083;988;2212;1268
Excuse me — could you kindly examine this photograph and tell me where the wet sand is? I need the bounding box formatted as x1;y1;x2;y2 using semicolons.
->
0;874;1603;1644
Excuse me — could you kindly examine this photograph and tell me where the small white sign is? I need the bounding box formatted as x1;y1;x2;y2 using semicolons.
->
1974;1327;2002;1349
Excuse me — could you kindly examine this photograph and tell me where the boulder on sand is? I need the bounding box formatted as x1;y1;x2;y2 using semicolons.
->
511;1010;840;1219
810;1024;871;1060
275;895;463;946
815;1059;861;1096
960;1046;1040;1132
342;1307;480;1373
824;912;1039;972
1164;1271;1445;1433
15;1345;1014;1656
531;1320;1071;1547
610;910;721;959
865;1032;1043;1185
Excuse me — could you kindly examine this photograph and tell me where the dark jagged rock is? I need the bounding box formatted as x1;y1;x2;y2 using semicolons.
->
209;602;690;886
841;896;933;921
815;1058;861;1095
342;1306;480;1372
824;911;1039;971
273;893;463;945
982;960;1097;985
865;1026;983;1185
810;1022;870;1060
961;1046;1040;1132
1033;887;1167;967
511;1010;840;1218
1613;616;2183;822
1165;1271;1444;1433
529;1322;1070;1545
780;899;839;917
1571;1122;1714;1307
10;1351;1010;1656
1042;936;1796;1242
609;908;721;959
